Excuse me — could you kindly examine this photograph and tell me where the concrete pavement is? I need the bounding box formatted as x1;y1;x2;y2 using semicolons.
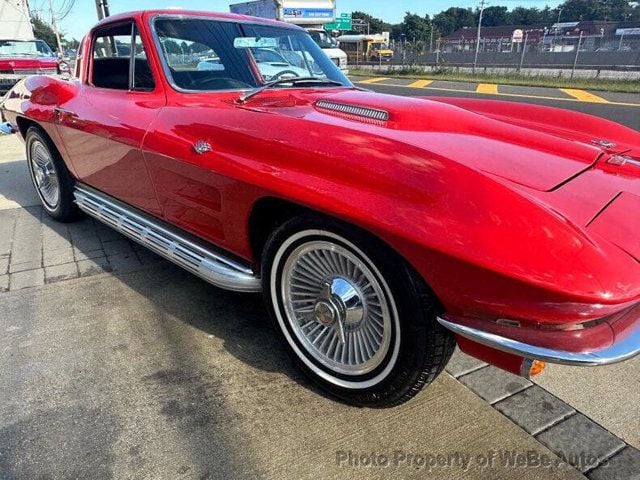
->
0;265;586;479
535;359;640;449
0;134;38;210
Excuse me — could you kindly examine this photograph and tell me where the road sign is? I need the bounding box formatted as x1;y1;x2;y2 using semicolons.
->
512;29;524;43
325;13;352;31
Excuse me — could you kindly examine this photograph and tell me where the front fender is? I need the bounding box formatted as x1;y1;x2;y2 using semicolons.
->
428;96;640;151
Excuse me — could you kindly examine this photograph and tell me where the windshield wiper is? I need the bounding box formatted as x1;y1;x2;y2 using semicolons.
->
238;77;345;103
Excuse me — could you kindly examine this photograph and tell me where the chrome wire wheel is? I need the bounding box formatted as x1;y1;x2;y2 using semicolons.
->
271;230;401;389
29;139;60;209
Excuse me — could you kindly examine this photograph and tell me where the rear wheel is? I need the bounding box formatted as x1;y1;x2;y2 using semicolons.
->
262;215;455;407
26;126;78;222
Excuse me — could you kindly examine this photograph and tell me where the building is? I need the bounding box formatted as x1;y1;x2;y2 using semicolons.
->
0;0;34;40
441;20;640;53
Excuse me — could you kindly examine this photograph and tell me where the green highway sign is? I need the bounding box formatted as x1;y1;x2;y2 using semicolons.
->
325;13;352;31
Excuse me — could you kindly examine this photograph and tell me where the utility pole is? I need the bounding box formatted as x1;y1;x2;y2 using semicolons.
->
518;31;529;72
571;30;583;79
48;0;63;54
429;25;434;53
95;0;110;21
473;0;486;75
618;31;625;51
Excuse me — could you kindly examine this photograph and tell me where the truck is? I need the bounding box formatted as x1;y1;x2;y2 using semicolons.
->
337;34;394;63
229;0;348;72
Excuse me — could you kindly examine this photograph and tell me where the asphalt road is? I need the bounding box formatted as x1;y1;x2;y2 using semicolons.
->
356;79;640;131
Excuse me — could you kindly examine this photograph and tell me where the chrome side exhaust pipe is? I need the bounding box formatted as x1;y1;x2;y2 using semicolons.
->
74;185;262;293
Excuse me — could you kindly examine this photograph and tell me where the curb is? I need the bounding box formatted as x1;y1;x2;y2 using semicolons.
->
447;349;640;478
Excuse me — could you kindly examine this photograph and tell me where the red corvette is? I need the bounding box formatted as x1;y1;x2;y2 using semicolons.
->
2;10;640;407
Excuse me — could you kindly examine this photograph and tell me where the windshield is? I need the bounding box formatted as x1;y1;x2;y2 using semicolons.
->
372;42;388;50
308;30;336;49
153;17;350;91
0;39;54;57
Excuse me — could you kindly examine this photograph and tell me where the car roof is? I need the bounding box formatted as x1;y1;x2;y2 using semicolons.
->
92;9;303;32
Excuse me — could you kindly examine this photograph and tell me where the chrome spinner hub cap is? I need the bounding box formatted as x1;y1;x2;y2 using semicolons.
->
30;140;59;209
281;239;394;376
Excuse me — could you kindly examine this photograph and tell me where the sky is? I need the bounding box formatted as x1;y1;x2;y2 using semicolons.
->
30;0;564;41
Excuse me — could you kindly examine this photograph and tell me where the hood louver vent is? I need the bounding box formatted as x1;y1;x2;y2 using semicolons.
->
315;100;389;124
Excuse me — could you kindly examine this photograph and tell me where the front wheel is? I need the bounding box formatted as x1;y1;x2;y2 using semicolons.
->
25;126;78;222
262;215;455;407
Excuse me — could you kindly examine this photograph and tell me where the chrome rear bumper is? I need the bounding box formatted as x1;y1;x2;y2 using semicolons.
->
438;316;640;366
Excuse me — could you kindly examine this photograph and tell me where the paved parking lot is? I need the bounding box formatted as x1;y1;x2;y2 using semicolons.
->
353;76;640;130
0;113;639;480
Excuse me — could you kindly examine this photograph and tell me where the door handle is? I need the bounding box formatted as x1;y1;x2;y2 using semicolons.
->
54;107;76;123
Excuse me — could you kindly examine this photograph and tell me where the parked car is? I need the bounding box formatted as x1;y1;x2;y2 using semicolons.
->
2;10;640;407
0;39;70;96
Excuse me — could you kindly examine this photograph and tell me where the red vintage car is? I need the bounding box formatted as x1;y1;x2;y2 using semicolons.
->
0;38;70;96
2;10;640;407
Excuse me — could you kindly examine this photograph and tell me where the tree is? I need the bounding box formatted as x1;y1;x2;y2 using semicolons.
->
509;6;543;24
539;6;558;24
402;12;431;41
62;38;80;50
31;15;61;50
161;39;181;54
390;23;404;40
432;7;475;36
350;11;391;34
482;6;509;26
557;0;634;21
432;11;456;36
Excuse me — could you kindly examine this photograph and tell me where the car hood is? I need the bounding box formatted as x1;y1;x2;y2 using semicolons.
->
305;89;607;192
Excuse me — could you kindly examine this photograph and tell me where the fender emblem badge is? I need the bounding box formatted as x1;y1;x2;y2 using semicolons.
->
591;139;616;149
193;140;212;155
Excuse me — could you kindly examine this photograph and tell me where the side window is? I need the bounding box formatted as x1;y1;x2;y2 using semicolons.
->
132;26;155;91
92;24;132;90
91;22;155;91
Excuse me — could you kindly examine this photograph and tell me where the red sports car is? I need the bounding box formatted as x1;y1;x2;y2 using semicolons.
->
2;10;639;407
